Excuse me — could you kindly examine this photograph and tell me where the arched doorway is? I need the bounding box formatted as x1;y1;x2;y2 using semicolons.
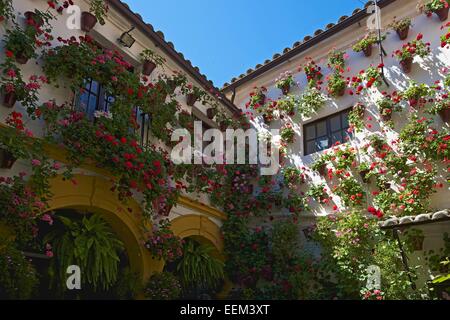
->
45;174;161;285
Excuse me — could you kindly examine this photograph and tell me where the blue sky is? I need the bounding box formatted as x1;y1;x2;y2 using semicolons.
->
124;0;364;87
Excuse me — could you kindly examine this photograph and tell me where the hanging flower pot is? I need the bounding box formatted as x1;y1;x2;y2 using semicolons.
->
396;27;409;40
207;108;217;119
317;164;327;176
400;57;413;74
336;87;346;97
24;11;44;27
219;121;228;131
281;84;290;95
2;91;17;108
380;113;392;122
0;149;16;169
186;93;198;106
439;108;450;122
359;170;370;183
262;114;272;124
257;94;266;105
15;52;29;65
363;45;373;57
142;60;157;76
433;6;449;21
81;11;98;32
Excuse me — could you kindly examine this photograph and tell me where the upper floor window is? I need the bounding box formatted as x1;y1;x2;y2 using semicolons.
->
77;78;115;120
303;108;352;156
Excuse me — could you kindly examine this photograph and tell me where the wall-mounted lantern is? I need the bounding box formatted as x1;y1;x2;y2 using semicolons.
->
118;26;136;48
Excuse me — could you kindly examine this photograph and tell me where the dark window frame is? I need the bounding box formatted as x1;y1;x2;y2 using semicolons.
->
303;108;353;156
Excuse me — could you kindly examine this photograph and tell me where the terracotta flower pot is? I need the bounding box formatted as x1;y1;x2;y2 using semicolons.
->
439;108;450;123
186;93;198;106
317;164;327;176
381;113;392;122
81;11;97;32
434;6;449;21
336;87;346;97
207;108;216;119
219;121;228;131
400;57;413;74
3;91;17;108
396;27;409;40
262;114;271;124
281;84;290;95
258;94;266;105
24;11;44;27
363;45;373;57
15;53;29;65
142;60;157;76
359;170;370;183
0;149;16;169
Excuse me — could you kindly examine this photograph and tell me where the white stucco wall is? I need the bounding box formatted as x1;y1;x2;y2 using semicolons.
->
0;0;228;227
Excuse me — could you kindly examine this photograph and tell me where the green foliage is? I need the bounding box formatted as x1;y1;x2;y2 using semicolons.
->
176;239;224;291
0;0;13;22
298;86;325;117
88;0;109;25
45;214;124;292
0;242;38;299
144;272;181;300
353;33;379;52
327;72;347;97
140;48;166;66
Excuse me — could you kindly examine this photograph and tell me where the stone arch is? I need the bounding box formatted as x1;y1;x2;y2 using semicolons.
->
170;214;224;253
46;174;162;282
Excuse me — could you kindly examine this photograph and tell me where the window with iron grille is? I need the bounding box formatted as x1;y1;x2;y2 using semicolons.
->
303;108;353;156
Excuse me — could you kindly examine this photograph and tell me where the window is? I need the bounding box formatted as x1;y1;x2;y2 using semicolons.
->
77;78;115;120
303;108;352;156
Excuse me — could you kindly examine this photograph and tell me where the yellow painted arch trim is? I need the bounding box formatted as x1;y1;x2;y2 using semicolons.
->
46;174;163;282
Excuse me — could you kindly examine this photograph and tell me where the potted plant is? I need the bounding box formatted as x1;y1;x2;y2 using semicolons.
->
247;86;267;109
440;22;450;48
81;0;109;32
144;272;182;300
326;71;347;97
206;107;217;119
302;58;323;87
140;49;166;76
282;166;305;187
419;0;450;21
280;123;296;144
377;92;402;121
389;17;412;40
311;154;330;176
186;86;207;107
275;71;296;95
353;33;381;57
402;81;431;108
306;183;330;204
393;34;431;73
428;94;450;122
145;219;184;262
0;0;13;23
298;86;325;117
327;49;346;70
348;102;365;133
3;27;38;64
363;64;384;89
277;95;297;117
1;61;43;110
358;162;372;183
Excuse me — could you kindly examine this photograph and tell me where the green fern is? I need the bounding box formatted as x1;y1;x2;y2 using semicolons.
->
176;240;224;290
45;214;124;292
